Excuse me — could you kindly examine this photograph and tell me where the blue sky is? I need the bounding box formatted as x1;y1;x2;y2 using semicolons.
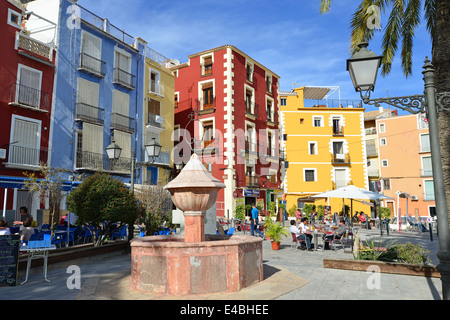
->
77;0;433;114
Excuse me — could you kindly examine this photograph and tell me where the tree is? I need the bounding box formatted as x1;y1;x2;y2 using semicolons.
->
134;185;173;236
67;173;138;246
319;0;450;226
23;164;68;235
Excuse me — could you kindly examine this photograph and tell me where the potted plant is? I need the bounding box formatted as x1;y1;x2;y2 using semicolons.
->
264;220;289;250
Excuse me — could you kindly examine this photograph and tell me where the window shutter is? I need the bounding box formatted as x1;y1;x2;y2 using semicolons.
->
82;123;103;155
112;89;130;116
18;66;41;107
113;130;131;159
82;32;101;59
11;118;39;165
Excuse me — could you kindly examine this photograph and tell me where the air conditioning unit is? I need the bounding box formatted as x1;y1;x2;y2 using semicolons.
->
411;195;419;201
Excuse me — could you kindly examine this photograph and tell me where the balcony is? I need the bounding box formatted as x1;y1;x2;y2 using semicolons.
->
246;175;259;188
75;103;105;125
331;153;351;165
196;97;216;114
245;101;259;119
304;98;363;109
365;127;377;135
149;80;165;97
79;52;106;77
146;151;171;166
266;115;278;127
113;68;136;90
111;113;135;133
108;157;132;174
9;83;50;112
332;126;344;136
7;145;47;167
147;113;165;130
75;150;104;172
17;32;53;61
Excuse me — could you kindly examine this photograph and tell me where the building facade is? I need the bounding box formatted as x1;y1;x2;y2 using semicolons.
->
280;87;371;216
377;113;436;219
172;45;283;217
0;0;57;221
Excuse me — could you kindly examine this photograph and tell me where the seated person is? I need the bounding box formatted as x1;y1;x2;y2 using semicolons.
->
359;212;366;223
299;218;313;249
0;220;11;235
20;218;34;242
289;219;311;250
13;206;33;226
323;219;346;249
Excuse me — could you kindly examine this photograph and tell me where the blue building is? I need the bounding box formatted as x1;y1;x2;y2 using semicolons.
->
50;0;146;185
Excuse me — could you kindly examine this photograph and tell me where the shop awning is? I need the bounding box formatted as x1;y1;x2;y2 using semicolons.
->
0;176;81;191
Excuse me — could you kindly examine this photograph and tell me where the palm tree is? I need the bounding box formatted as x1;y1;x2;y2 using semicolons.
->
319;0;450;226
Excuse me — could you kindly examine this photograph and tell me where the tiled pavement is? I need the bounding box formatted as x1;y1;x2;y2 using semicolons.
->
0;227;443;300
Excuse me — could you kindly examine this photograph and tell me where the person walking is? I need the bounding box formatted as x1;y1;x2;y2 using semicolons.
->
251;204;264;238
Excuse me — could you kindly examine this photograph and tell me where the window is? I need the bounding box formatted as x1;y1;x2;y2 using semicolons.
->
280;98;287;106
420;133;430;152
267;132;273;156
422;156;432;176
309;142;317;155
149;70;164;96
266;75;272;94
8;8;22;29
147;98;162;127
266;100;273;122
379;123;386;133
114;49;133;88
304;169;316;182
246;62;254;82
380;138;387;146
76;122;104;170
332;117;343;135
202;83;214;109
334;169;346;189
202;55;213;76
112;89;131;131
16;64;43;108
382;159;388;167
424;180;435;200
81;31;103;75
202;120;214;147
9;116;41;165
114;130;131;160
382;178;391;190
174;92;179;109
313;116;323;127
333;141;344;156
77;77;100;124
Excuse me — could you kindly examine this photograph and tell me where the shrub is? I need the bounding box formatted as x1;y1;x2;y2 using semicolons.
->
288;205;297;217
394;243;430;265
234;204;245;220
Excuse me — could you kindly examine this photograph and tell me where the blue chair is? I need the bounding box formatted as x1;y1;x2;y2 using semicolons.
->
111;225;127;240
51;233;66;247
43;233;51;241
29;233;43;241
162;228;170;235
9;227;20;234
227;227;235;236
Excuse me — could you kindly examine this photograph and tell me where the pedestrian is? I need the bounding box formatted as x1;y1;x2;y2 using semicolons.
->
251;204;264;238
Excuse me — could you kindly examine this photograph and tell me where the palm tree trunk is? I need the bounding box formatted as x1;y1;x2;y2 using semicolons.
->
434;0;450;227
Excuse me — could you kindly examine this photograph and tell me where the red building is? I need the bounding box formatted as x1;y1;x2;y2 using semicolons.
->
172;45;283;218
0;0;56;221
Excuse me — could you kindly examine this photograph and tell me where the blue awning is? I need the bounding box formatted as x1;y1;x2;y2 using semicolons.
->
0;176;81;191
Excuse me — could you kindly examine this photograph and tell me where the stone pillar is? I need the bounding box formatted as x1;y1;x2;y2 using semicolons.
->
184;211;205;242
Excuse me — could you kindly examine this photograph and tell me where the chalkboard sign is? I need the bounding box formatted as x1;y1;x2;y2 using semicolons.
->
0;234;20;287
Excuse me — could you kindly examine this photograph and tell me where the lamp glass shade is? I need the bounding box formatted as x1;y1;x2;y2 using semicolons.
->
106;141;122;160
145;138;162;159
346;42;382;93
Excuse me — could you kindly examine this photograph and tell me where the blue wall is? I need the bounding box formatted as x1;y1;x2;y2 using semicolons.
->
51;0;145;184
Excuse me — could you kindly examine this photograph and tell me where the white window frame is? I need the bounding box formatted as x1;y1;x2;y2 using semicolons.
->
308;141;317;155
199;116;215;148
16;64;43;107
265;72;273;94
244;84;256;113
246;60;254;83
198;79;215;110
313;115;324;127
381;159;389;167
9;115;42;165
303;168;317;182
114;47;132;74
420;133;430;152
379;123;386;133
266;95;275;122
8;8;22;29
200;53;213;76
380;138;387;146
149;68;163;96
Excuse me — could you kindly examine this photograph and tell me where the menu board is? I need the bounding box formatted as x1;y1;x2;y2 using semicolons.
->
0;235;20;287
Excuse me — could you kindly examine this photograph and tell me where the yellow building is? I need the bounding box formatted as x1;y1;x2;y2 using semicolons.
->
280;87;371;218
143;48;176;185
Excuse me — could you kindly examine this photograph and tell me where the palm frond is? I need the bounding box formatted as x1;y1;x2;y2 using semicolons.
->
319;0;333;14
380;0;406;76
424;0;435;40
400;0;422;77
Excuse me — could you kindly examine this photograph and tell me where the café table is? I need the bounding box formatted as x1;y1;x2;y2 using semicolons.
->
20;242;57;284
309;229;326;251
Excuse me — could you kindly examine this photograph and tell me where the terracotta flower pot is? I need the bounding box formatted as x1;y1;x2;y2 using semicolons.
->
271;241;280;250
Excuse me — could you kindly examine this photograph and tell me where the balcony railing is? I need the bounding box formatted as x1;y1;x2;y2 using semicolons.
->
8;145;47;166
9;83;50;112
108;157;132;174
149;80;165;96
75;103;105;125
304;98;363;108
365;127;377;135
331;153;351;164
113;68;136;90
75;150;104;171
150;151;171;166
17;32;53;61
244;140;258;154
246;175;259;188
79;52;106;77
196;97;216;111
147;113;165;129
245;101;259;118
111;113;135;133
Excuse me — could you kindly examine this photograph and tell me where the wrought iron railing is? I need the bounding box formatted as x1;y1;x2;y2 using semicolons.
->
8;145;48;166
331;153;351;164
147;113;165;129
10;83;50;111
75;103;105;125
196;97;216;111
111;113;135;133
246;175;259;188
245;101;259;117
79;52;106;77
113;68;136;89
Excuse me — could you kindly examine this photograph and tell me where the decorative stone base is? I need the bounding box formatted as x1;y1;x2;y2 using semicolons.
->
130;234;263;295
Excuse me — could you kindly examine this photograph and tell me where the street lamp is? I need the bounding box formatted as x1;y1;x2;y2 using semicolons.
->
347;42;450;300
105;137;122;161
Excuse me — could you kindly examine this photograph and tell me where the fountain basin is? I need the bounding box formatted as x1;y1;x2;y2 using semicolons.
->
130;234;263;295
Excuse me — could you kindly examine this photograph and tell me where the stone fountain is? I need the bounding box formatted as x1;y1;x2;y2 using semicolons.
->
130;154;264;295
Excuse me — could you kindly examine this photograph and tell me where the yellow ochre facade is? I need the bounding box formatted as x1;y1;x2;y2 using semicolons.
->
280;87;371;217
143;56;175;185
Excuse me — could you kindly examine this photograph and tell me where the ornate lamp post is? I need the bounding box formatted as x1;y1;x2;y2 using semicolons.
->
347;42;450;299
